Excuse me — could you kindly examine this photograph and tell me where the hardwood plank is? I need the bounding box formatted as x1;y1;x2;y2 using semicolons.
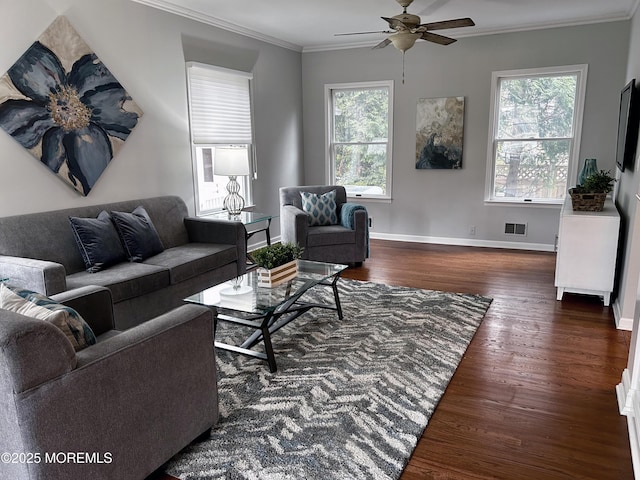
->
349;241;632;480
149;240;633;479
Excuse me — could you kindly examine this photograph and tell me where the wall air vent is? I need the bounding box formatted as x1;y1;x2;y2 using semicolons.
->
505;223;527;236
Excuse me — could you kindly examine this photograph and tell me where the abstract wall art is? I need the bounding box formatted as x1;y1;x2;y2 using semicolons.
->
0;16;143;196
416;96;464;169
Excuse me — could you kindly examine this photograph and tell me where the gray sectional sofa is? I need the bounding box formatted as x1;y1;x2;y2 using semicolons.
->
0;196;247;329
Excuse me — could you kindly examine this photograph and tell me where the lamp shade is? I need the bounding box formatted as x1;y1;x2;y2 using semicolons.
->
214;147;250;176
389;32;421;52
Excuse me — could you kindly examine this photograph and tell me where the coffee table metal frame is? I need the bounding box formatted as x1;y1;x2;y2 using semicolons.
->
185;260;347;372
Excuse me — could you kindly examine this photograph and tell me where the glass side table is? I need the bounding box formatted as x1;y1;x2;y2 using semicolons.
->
205;211;277;246
204;211;279;267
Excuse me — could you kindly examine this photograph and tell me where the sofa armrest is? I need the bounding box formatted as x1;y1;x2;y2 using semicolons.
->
0;255;66;295
0;312;76;393
8;304;218;479
280;205;309;247
74;304;214;367
51;286;115;336
353;209;367;232
184;217;247;275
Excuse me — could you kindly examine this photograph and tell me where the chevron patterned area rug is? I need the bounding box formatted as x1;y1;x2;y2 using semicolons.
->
165;279;492;480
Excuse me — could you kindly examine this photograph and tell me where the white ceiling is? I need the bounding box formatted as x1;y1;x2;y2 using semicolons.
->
133;0;639;52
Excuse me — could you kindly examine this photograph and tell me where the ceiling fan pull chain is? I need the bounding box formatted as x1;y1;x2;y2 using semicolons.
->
402;51;406;84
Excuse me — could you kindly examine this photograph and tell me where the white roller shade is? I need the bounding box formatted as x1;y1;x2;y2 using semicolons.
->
187;62;253;145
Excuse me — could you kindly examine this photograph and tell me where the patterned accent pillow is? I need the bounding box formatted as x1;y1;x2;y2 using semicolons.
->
300;190;338;226
0;284;96;351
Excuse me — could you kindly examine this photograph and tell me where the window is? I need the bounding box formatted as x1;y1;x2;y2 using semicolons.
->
186;62;254;215
485;65;588;204
326;81;394;200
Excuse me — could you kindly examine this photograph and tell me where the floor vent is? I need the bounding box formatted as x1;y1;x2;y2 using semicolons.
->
505;223;527;236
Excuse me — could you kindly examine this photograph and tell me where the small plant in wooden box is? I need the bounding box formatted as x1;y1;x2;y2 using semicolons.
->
251;243;303;287
569;170;615;212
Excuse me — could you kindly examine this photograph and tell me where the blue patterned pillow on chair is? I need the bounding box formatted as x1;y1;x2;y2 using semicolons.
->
301;190;338;226
0;284;96;351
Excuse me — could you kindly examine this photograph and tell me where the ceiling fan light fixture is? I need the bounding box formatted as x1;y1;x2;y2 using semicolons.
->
389;32;421;52
395;0;415;8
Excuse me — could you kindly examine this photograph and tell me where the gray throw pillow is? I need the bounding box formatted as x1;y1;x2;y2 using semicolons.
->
69;211;126;273
111;206;164;262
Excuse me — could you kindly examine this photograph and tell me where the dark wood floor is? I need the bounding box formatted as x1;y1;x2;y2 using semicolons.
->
152;239;634;480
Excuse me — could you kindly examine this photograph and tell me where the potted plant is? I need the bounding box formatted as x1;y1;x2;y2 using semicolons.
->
569;170;615;212
251;242;303;287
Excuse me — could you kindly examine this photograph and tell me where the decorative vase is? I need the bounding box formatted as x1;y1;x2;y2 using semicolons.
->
257;260;298;288
578;158;598;185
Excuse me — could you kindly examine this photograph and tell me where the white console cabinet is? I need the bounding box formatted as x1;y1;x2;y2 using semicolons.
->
555;196;620;306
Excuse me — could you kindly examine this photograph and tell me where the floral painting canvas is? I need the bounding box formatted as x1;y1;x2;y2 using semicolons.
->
416;97;464;169
0;16;142;196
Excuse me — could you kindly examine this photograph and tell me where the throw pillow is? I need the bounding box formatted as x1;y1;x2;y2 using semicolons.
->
69;211;126;273
300;190;338;226
111;206;164;262
0;284;96;351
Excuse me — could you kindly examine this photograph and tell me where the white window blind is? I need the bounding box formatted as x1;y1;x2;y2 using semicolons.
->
186;62;253;145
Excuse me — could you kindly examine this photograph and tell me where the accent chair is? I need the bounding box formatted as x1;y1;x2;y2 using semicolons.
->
279;185;368;265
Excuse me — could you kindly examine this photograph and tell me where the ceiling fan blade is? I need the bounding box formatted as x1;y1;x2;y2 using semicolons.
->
421;32;457;45
382;16;410;31
335;31;392;36
420;17;475;31
373;38;392;49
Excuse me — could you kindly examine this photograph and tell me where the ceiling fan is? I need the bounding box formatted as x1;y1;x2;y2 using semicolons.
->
336;0;475;53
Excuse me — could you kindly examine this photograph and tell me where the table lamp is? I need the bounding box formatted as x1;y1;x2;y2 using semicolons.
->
214;147;250;215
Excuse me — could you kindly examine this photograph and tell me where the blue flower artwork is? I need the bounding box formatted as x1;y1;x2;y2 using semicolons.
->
0;16;142;196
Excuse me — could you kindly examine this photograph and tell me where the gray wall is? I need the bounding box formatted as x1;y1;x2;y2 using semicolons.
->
0;2;633;256
302;22;630;249
0;0;303;240
614;10;640;326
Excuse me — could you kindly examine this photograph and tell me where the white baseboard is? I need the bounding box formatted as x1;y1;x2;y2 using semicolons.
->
618;368;640;477
618;368;633;415
613;299;634;331
369;232;555;252
257;233;555;252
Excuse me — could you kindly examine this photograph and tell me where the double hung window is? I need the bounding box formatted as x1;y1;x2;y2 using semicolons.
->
326;81;394;200
186;62;254;215
486;65;588;204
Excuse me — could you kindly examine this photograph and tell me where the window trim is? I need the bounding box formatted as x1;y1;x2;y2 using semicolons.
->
186;62;255;216
325;80;394;201
484;64;588;205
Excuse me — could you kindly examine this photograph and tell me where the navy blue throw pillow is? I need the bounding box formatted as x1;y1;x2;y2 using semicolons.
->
69;211;126;273
111;206;164;262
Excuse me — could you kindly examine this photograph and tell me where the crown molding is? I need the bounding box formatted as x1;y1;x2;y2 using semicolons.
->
130;0;302;52
303;13;634;52
132;0;635;55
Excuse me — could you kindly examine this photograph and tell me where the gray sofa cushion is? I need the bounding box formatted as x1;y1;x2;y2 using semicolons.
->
143;243;238;285
306;225;356;247
66;262;170;303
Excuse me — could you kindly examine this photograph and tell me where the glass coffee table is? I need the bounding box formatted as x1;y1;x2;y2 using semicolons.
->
185;260;347;372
